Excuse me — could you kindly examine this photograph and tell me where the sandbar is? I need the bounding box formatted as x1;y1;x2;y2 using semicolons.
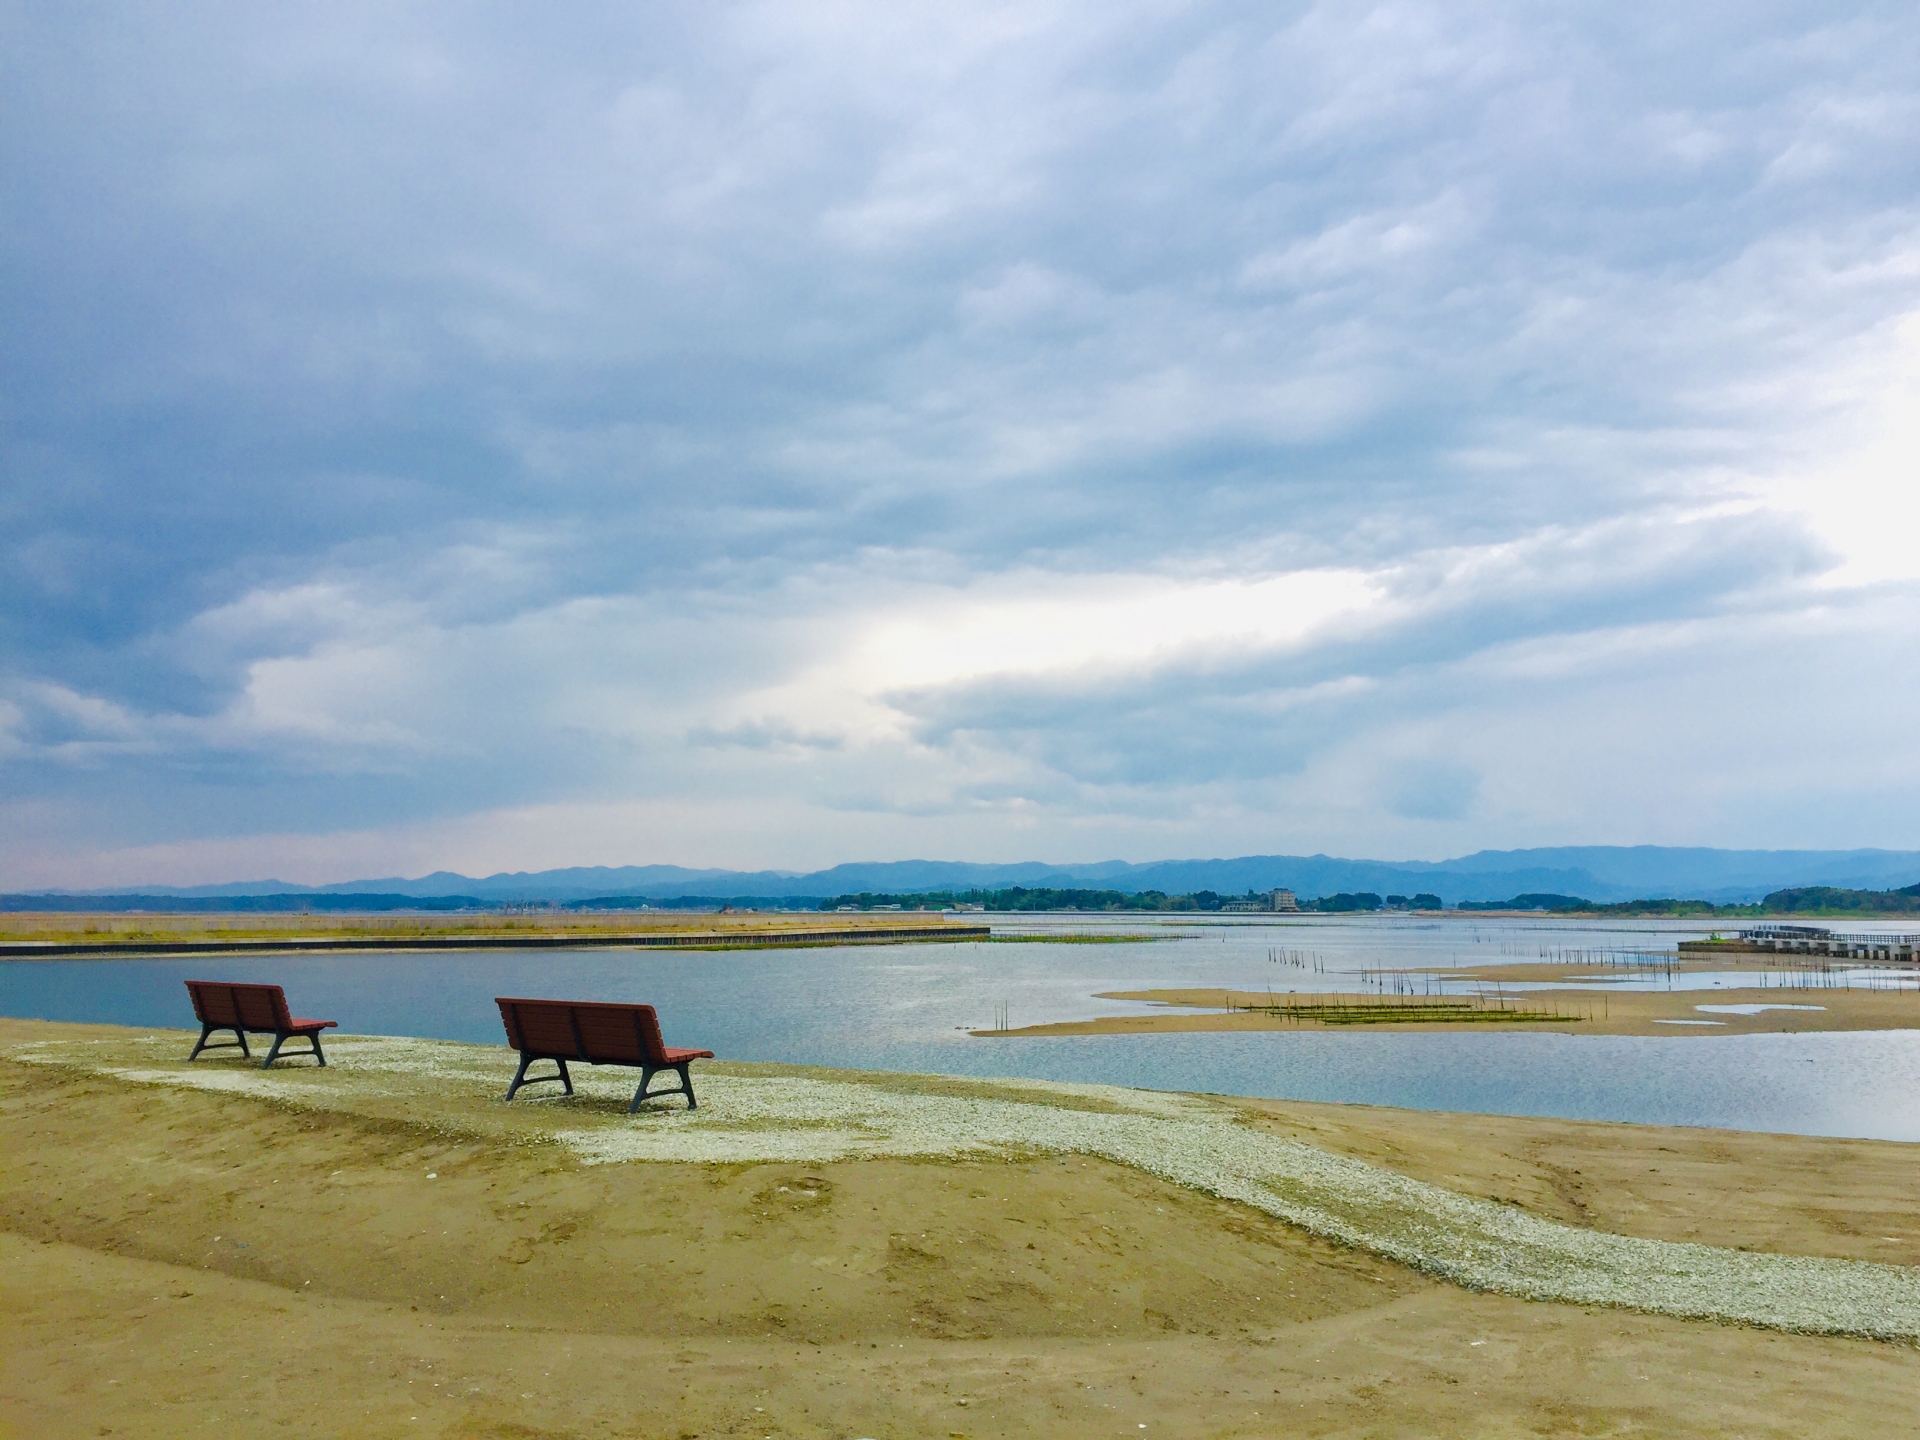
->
990;977;1920;1037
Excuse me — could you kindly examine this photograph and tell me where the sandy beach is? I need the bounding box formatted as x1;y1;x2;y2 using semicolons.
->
4;1016;1918;1438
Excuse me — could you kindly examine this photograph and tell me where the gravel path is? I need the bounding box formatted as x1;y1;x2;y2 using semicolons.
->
16;1031;1920;1341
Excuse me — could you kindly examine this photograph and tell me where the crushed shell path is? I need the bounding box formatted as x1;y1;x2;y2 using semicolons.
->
13;1031;1920;1343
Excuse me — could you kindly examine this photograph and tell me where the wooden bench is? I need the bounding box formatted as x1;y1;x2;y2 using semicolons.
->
495;997;714;1112
185;981;337;1068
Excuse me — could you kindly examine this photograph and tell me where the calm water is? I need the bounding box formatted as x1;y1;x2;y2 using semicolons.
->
6;914;1919;1140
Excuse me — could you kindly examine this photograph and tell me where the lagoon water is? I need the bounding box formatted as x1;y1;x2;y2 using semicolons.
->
6;914;1919;1141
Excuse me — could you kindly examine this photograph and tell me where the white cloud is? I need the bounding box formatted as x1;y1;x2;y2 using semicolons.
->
851;567;1379;690
1750;308;1920;586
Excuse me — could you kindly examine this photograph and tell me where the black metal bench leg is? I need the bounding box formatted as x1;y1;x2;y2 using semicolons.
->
259;1031;328;1070
505;1055;572;1101
629;1062;697;1113
505;1052;532;1100
188;1025;250;1061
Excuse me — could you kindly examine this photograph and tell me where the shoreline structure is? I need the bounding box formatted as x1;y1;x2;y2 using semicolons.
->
0;922;989;958
1683;923;1920;963
0;910;987;957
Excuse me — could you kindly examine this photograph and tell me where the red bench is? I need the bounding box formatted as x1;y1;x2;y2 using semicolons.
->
495;997;713;1112
185;981;338;1068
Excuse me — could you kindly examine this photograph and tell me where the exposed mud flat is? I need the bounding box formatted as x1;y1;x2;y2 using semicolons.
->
991;980;1920;1037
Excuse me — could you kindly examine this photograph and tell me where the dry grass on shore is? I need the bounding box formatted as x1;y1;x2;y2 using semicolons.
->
0;908;955;946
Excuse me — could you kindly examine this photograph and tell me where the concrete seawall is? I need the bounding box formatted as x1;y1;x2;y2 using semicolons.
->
0;924;991;959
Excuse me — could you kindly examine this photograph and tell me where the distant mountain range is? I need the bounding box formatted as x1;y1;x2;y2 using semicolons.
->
18;846;1920;907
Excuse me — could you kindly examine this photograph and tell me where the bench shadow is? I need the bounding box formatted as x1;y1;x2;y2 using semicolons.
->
180;1049;327;1072
501;1089;693;1118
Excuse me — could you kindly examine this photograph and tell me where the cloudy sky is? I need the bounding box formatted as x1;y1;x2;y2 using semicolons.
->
3;2;1918;888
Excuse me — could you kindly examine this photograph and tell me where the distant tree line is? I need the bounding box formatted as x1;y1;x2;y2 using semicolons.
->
566;894;824;911
1458;892;1604;912
1757;883;1920;914
1457;881;1920;917
20;880;1909;920
817;887;1444;913
817;880;1920;916
1316;892;1445;912
820;887;1185;912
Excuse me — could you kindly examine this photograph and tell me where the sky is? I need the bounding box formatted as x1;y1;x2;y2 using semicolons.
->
3;1;1919;889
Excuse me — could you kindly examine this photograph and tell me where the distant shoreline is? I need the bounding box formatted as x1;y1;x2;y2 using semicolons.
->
0;922;988;959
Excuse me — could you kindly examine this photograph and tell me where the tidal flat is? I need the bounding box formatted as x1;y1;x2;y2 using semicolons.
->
995;970;1920;1038
4;1017;1918;1439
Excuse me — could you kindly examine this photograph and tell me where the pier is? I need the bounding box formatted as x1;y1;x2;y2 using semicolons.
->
1681;924;1920;964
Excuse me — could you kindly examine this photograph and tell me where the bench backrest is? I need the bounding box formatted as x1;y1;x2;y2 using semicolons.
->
186;980;293;1032
495;998;669;1065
